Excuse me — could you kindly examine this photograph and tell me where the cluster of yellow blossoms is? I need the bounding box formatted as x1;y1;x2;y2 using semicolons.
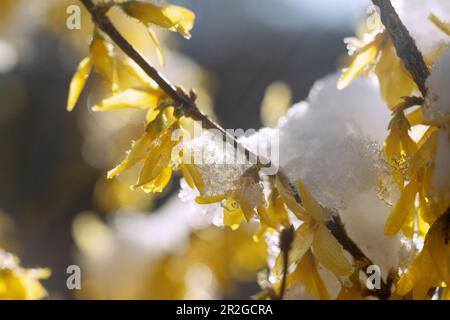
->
66;0;450;300
339;12;450;299
66;0;358;300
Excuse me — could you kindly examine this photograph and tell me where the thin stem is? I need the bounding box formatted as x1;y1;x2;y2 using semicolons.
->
372;0;430;96
277;226;294;300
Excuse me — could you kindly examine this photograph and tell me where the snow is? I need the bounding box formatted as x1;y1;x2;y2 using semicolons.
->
113;195;211;252
179;130;254;198
340;189;401;279
268;73;400;279
425;48;450;122
179;178;225;228
392;0;450;56
424;48;450;204
275;73;391;211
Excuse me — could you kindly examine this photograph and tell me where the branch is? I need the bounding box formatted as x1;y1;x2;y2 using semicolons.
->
372;0;429;96
82;0;392;300
79;0;262;165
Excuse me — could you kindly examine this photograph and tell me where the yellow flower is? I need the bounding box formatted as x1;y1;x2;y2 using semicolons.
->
397;213;450;299
384;126;441;236
287;250;329;300
337;32;384;90
67;57;92;111
0;250;50;300
197;191;256;231
194;186;261;231
274;173;307;220
374;37;419;109
120;1;195;39
384;110;418;187
272;180;352;277
256;189;290;234
338;31;418;109
181;163;205;194
108;107;182;194
429;13;450;37
223;197;245;231
92;87;165;112
67;32;120;111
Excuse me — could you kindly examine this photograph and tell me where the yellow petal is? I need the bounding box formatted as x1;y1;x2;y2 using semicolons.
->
427;215;450;286
312;224;353;276
295;180;327;221
402;206;415;239
141;167;172;193
406;108;425;127
384;123;404;186
257;204;276;229
223;197;244;230
92;88;160;111
108;131;154;179
258;193;290;230
337;39;380;90
429;13;450;36
442;287;450;300
269;194;290;227
180;163;195;189
121;1;195;39
90;34;119;91
195;194;226;205
275;174;307;220
288;250;329;300
134;138;172;188
122;58;160;89
375;38;418;109
417;197;430;237
184;164;205;194
384;181;418;236
234;192;256;222
67;57;92;111
146;108;160;124
147;27;165;66
396;248;440;299
407;129;437;183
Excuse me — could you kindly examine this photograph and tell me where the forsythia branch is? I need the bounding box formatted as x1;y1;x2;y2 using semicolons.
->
81;0;393;299
372;0;429;96
79;0;261;164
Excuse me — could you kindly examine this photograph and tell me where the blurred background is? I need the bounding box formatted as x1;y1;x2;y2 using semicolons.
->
0;0;369;299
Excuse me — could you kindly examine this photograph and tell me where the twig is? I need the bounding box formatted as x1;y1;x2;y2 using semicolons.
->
277;226;294;300
372;0;429;96
82;0;393;300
